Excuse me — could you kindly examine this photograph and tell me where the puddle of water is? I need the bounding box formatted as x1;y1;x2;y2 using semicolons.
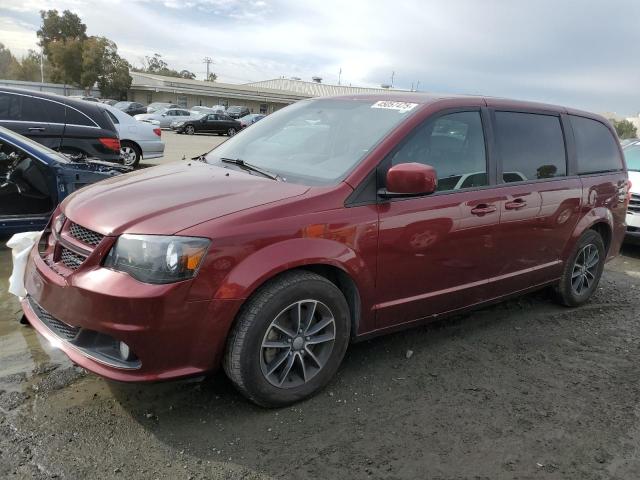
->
0;241;70;392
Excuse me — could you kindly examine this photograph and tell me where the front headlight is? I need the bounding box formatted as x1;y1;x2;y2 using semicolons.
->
104;234;210;284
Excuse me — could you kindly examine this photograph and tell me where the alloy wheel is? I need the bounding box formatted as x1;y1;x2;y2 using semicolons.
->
186;125;195;135
571;244;599;295
120;146;137;167
260;299;336;388
228;128;236;136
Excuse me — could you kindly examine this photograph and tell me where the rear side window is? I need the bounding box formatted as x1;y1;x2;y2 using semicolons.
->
495;112;566;182
390;110;488;192
570;115;622;174
0;93;65;123
0;93;20;119
105;110;119;124
66;107;97;127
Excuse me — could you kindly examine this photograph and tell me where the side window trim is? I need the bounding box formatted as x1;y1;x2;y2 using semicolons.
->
377;107;491;202
490;108;569;185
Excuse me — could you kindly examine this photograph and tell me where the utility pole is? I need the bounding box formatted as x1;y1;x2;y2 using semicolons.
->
40;49;44;85
391;71;395;88
415;80;420;91
203;57;213;80
338;67;342;85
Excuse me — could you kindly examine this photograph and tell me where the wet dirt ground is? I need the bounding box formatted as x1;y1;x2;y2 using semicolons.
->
1;239;640;479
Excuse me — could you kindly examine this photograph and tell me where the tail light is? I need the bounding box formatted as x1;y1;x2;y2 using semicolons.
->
99;137;121;151
153;128;161;137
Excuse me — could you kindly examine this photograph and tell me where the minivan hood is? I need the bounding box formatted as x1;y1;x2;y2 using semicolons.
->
63;162;309;235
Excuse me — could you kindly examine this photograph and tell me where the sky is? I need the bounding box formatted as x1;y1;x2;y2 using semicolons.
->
0;0;639;115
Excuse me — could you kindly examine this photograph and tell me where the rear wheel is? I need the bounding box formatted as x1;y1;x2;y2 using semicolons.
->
556;229;605;306
185;125;195;135
227;127;237;136
120;141;141;168
224;271;350;407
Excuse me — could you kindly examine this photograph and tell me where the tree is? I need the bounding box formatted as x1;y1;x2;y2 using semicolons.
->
134;53;196;79
206;72;217;82
0;43;20;79
47;38;83;85
179;69;196;80
14;50;51;82
611;119;637;140
37;9;87;56
98;52;132;99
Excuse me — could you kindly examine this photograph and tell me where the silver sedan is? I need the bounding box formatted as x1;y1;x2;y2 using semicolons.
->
135;108;195;128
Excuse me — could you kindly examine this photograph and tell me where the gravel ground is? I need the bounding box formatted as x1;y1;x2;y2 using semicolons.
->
1;241;639;479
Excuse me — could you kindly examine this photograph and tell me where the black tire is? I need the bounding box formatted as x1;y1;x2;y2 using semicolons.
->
120;141;141;168
185;125;195;135
224;270;351;407
556;229;606;307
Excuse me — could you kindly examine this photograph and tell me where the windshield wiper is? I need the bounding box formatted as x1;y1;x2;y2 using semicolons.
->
220;157;282;181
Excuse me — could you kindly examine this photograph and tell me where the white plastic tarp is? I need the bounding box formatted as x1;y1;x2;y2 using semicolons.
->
6;231;41;298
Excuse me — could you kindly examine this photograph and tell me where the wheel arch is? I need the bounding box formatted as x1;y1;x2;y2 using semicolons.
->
562;207;614;260
213;238;374;338
120;139;142;158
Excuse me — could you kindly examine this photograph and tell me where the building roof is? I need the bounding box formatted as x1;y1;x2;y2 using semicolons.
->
244;78;404;97
130;72;310;103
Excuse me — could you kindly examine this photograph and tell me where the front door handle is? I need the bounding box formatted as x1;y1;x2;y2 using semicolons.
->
505;199;527;210
471;204;497;216
28;127;45;132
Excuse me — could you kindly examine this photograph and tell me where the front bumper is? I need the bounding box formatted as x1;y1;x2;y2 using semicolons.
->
22;245;243;382
625;211;640;244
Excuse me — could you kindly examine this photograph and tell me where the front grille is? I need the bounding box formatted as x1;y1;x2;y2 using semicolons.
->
28;296;80;341
628;226;639;232
69;223;104;247
60;247;86;270
629;194;640;213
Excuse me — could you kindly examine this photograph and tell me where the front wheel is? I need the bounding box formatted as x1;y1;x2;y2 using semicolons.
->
556;229;606;307
224;271;350;407
227;127;237;136
185;125;195;135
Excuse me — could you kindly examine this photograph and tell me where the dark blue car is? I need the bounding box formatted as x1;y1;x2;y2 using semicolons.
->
0;126;128;235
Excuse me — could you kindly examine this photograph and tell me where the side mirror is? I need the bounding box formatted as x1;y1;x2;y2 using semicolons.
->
161;113;167;117
380;163;437;198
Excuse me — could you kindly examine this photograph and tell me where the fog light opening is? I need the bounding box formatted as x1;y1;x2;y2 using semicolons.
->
118;341;136;361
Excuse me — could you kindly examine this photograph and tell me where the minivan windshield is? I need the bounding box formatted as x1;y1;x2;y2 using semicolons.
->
624;144;640;171
206;98;419;185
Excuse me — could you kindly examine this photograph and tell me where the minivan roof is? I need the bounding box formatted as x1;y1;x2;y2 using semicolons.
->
323;92;608;123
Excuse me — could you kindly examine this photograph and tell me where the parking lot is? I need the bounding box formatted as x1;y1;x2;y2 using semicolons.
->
1;123;640;478
146;131;228;167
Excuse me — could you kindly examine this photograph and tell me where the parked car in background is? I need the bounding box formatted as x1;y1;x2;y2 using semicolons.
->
239;114;266;129
20;94;629;407
620;138;638;147
114;101;147;116
101;99;119;106
147;102;179;113
70;95;101;103
622;141;640;242
226;105;250;119
210;105;227;113
135;108;194;128
0;126;127;235
0;87;120;162
172;113;241;136
101;104;164;168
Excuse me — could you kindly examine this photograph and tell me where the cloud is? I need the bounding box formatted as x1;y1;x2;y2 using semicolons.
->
1;0;639;114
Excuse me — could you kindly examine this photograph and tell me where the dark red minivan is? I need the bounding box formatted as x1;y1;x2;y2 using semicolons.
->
22;94;630;406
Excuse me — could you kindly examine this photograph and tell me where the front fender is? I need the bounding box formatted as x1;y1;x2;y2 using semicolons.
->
213;237;375;307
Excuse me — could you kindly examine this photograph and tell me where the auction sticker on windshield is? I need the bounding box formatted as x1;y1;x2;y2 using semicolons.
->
371;101;418;113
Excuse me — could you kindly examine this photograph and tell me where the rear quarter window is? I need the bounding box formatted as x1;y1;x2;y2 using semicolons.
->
65;106;98;127
570;115;623;174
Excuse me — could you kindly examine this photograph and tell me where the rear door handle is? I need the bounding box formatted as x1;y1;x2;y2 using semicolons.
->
28;127;45;132
470;204;497;215
505;199;527;210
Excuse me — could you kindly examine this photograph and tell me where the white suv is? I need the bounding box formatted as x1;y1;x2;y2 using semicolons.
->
623;141;640;241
